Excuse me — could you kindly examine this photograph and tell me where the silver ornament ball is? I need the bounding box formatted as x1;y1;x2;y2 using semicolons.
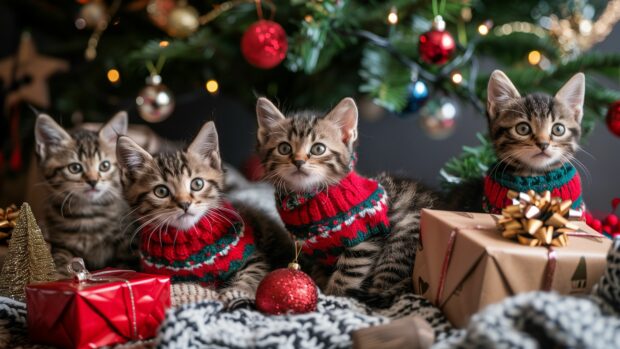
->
419;97;458;139
136;75;175;123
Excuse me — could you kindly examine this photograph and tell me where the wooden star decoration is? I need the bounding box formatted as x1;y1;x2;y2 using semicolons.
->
0;32;69;111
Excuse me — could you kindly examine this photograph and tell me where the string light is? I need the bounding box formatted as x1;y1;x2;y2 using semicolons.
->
107;69;120;83
205;79;219;94
478;24;489;35
159;40;169;47
387;7;398;25
451;72;463;84
304;15;313;23
528;50;542;65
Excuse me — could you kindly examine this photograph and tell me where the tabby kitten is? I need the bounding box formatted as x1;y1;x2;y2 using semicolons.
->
35;112;136;274
483;70;586;214
256;97;438;305
116;121;292;306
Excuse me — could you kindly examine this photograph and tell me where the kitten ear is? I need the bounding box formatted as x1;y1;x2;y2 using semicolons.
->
555;73;585;124
34;114;72;160
188;121;221;169
325;97;358;145
99;111;128;145
256;97;285;132
487;70;521;119
116;135;152;174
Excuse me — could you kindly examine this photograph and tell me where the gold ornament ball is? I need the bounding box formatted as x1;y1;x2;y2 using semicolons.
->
77;1;107;29
166;5;200;38
136;75;175;123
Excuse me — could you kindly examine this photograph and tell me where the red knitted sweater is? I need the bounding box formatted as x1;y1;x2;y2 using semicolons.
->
140;201;255;287
277;172;390;266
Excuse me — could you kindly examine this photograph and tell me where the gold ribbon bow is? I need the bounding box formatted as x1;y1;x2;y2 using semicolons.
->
498;190;582;247
0;204;19;241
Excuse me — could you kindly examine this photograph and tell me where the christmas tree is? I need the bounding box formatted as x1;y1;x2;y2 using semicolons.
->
1;0;619;187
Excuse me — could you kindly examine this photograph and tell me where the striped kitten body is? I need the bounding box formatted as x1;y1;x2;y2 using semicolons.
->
116;121;292;307
256;97;438;305
34;112;136;274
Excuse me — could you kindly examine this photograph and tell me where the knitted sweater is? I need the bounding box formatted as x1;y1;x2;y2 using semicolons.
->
483;163;584;215
276;172;390;266
140;201;255;287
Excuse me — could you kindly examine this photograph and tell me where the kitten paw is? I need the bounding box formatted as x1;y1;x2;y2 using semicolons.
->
171;283;219;306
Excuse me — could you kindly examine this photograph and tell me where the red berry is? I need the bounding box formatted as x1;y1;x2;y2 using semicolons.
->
591;219;603;232
603;225;612;234
604;214;619;227
585;211;593;222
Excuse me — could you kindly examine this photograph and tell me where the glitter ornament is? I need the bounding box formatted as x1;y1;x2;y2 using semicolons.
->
402;80;430;115
255;263;318;315
166;4;200;38
136;74;175;123
419;97;458;139
606;100;620;137
418;16;456;65
241;20;288;69
0;203;57;302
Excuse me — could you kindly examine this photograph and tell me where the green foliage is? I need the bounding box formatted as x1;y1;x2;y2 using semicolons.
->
440;133;496;189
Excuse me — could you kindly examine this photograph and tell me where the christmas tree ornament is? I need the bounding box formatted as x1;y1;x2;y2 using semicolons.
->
166;2;200;38
606;100;620;137
136;74;175;123
419;97;457;139
0;32;69;110
418;15;456;65
402;80;430;115
0;204;19;242
0;203;57;302
255;257;318;315
147;0;176;31
76;0;107;29
241;20;288;69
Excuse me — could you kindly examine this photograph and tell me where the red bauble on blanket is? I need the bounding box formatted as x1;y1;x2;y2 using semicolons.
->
255;263;318;315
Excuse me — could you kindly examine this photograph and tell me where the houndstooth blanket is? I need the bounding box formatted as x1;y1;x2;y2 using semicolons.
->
2;239;620;348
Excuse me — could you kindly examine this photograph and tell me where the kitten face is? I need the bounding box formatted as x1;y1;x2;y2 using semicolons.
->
117;121;224;231
487;70;585;172
256;98;359;192
35;112;128;204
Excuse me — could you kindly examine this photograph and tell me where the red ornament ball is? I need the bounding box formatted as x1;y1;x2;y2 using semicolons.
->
606;101;620;137
255;265;318;315
241;20;288;69
418;29;456;65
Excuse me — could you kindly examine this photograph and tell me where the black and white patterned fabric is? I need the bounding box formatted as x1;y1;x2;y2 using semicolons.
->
3;239;620;349
157;292;452;349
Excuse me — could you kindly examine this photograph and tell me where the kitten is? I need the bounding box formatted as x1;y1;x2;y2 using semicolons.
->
483;70;586;214
34;112;137;274
256;97;438;305
116;121;292;307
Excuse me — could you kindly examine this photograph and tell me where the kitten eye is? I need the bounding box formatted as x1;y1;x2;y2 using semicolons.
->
515;122;531;136
552;123;566;136
99;160;111;172
190;178;204;191
277;142;292;155
68;163;83;174
153;185;170;198
310;143;326;155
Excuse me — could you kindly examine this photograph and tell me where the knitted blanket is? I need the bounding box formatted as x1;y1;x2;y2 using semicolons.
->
2;238;620;348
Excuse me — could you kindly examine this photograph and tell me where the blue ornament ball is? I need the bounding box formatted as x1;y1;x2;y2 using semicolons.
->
403;80;429;114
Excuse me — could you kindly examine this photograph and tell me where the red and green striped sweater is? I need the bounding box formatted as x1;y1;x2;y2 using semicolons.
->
140;201;255;287
276;172;390;266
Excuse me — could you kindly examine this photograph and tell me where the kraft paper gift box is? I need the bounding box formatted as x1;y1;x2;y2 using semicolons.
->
413;209;611;328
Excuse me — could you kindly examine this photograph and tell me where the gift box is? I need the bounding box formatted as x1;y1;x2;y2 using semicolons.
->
26;266;171;349
413;209;611;328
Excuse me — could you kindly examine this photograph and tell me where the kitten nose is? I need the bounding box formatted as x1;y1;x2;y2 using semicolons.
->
536;142;550;151
86;179;98;188
293;160;305;169
178;201;191;212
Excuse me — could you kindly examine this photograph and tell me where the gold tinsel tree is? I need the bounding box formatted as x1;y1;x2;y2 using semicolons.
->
0;203;56;302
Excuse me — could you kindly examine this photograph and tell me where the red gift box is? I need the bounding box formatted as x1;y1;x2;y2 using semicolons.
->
26;268;171;349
